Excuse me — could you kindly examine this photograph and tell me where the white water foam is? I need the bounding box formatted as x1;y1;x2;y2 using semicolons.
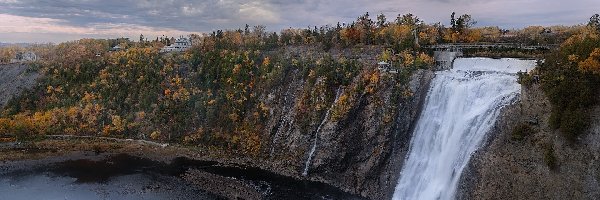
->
393;58;535;200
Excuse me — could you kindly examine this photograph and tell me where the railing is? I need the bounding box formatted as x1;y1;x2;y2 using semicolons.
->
424;43;559;50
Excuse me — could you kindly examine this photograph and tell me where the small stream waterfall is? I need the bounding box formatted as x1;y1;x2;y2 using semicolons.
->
270;87;295;158
393;58;535;200
302;87;343;176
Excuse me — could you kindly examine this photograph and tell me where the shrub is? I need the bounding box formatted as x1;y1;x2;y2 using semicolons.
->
511;123;535;141
517;72;534;87
543;144;557;169
558;108;589;141
540;28;600;141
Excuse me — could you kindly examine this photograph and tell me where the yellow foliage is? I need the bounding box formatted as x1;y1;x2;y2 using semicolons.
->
369;71;380;84
331;93;351;121
262;56;271;67
0;46;24;64
400;51;415;66
207;99;216;106
229;113;239;122
82;92;97;102
183;128;204;144
443;29;460;43
579;48;600;74
233;64;242;74
568;54;580;62
110;115;125;133
150;131;161;140
46;86;54;94
392;25;412;41
0;118;15;135
102;125;111;136
418;52;435;66
308;70;316;78
420;25;441;45
379;49;393;62
464;29;482;43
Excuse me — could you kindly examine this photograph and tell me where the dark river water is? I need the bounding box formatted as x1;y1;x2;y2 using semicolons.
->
0;154;363;200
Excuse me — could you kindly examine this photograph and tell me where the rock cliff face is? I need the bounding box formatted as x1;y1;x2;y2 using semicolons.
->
462;83;600;199
259;53;434;199
0;63;40;108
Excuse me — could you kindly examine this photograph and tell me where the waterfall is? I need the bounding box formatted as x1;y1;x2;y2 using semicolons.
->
270;70;299;158
393;58;535;200
302;87;344;176
270;89;294;158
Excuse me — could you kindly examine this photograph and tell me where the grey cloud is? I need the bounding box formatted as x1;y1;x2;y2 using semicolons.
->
1;0;600;41
0;0;267;32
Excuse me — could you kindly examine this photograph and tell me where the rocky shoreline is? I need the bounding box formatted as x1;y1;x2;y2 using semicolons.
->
0;138;367;199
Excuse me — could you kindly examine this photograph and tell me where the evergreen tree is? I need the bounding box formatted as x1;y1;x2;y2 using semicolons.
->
377;13;387;28
589;14;600;32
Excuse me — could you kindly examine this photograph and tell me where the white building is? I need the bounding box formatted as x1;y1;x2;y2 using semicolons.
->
160;37;192;53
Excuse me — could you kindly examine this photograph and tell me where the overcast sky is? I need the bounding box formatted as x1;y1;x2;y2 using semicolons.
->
1;0;599;43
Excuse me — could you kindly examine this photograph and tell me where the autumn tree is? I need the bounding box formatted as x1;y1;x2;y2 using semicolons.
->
356;12;375;44
445;12;478;43
578;48;600;74
0;46;17;64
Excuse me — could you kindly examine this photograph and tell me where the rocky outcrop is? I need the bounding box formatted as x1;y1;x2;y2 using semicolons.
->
183;169;264;199
0;63;40;108
463;83;600;199
310;70;433;199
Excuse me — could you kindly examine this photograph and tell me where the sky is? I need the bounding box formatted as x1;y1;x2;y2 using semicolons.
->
0;0;599;43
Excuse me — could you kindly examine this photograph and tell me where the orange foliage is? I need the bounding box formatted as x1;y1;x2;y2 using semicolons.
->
340;27;361;44
579;48;600;74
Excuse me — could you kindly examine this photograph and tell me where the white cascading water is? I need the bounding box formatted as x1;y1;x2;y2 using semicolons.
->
270;88;294;158
303;87;344;176
393;58;535;200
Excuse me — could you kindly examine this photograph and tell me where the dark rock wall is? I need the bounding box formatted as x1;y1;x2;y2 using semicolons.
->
256;46;435;199
463;84;600;200
0;63;40;108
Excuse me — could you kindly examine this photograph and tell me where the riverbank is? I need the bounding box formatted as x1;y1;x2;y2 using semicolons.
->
0;137;366;199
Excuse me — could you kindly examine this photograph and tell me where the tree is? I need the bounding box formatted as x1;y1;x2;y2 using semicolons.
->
450;12;476;33
397;13;421;28
0;46;22;64
377;13;387;28
450;12;456;30
244;24;250;35
579;48;600;74
589;14;600;32
356;12;374;44
456;14;476;33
